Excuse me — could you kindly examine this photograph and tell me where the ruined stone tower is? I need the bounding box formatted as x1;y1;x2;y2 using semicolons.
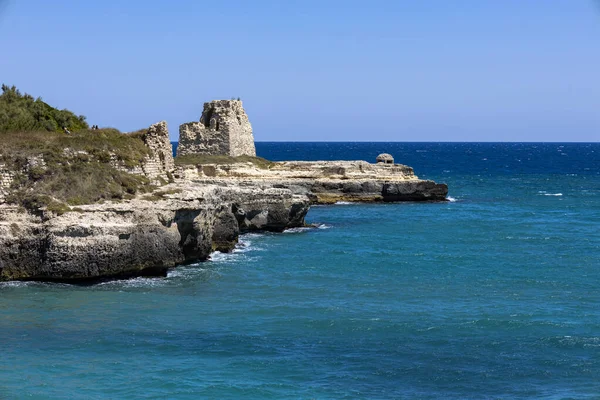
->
177;100;256;157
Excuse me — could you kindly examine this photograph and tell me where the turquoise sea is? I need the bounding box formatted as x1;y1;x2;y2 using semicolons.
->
1;143;599;399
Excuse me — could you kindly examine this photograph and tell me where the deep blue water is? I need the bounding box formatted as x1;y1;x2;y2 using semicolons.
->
2;143;600;399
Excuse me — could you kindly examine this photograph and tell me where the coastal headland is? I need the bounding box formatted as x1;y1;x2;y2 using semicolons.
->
0;93;447;282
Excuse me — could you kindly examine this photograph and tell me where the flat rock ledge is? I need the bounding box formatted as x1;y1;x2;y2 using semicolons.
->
176;160;449;203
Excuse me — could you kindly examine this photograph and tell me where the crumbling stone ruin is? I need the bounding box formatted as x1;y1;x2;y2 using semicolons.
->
0;166;14;203
177;100;256;157
132;121;175;181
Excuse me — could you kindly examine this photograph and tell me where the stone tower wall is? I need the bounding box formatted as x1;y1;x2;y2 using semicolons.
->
139;121;175;180
178;122;230;156
0;165;14;203
177;100;256;157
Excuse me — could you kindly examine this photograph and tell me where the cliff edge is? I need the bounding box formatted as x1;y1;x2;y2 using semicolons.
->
0;96;448;282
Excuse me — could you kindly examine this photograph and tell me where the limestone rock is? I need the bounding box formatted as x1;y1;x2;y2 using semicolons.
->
0;182;310;282
177;100;256;157
174;159;448;204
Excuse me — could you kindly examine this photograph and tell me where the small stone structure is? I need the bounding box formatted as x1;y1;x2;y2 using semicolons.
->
376;153;394;164
139;121;175;180
0;165;14;203
116;121;175;184
177;100;256;157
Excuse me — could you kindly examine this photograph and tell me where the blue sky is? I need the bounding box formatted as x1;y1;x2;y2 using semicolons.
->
0;0;599;141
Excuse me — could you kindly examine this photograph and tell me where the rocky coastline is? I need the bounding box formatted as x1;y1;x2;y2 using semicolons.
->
0;101;448;283
0;161;446;282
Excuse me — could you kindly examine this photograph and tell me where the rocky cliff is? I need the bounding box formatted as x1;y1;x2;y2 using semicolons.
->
0;183;309;282
177;100;256;157
0;105;448;282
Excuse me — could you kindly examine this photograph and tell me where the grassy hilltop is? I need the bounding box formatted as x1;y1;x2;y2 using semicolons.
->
0;85;153;212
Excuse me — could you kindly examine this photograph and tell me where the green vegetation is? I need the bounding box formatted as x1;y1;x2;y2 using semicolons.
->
0;84;88;132
0;114;154;212
174;154;273;169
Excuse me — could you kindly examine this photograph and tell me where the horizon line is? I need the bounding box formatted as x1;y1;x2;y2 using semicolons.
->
170;140;600;144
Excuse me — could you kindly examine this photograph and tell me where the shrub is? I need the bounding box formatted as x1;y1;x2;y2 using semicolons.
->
0;84;89;132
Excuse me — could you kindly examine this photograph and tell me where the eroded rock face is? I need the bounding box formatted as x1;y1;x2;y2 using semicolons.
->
0;154;449;282
177;100;256;157
0;183;310;282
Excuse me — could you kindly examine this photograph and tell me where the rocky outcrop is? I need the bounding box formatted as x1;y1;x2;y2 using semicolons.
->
173;160;449;203
0;115;448;282
177;100;256;157
0;183;309;282
0;153;447;281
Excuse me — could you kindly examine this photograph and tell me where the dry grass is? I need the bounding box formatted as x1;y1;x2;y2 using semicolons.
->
1;128;150;169
1;128;153;211
174;154;273;169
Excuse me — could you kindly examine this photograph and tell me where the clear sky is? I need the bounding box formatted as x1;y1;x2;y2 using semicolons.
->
0;0;599;141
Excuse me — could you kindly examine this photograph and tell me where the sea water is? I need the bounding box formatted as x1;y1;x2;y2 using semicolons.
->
1;143;599;399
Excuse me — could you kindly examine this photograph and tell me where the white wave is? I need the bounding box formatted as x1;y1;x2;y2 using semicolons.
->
283;227;312;233
283;224;332;233
446;196;458;202
543;193;563;196
208;233;265;262
166;264;207;279
97;276;166;289
335;201;353;205
233;236;264;253
208;251;237;262
232;245;251;254
0;281;38;288
0;280;76;289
